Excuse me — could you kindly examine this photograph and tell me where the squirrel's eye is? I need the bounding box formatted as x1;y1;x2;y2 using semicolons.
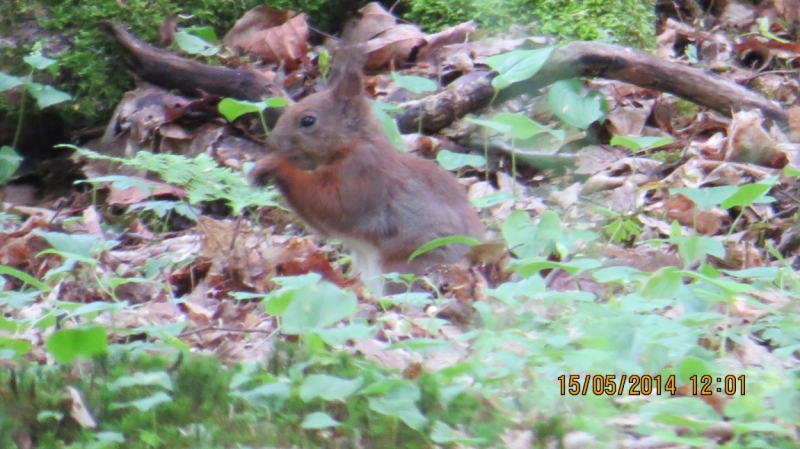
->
299;116;316;128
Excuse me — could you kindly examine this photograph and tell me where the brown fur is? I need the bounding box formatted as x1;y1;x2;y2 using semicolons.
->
251;45;484;294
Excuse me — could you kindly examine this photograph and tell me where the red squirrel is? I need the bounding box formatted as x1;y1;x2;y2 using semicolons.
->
250;45;484;295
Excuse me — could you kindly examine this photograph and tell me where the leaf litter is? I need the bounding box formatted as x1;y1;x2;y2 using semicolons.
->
3;0;800;446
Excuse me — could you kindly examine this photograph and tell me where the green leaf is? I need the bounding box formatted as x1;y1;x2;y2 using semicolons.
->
302;412;340;429
720;176;778;209
230;382;290;410
45;326;108;364
112;392;172;412
281;282;358;335
547;79;607;129
470;192;517;209
640;267;682;300
511;257;602;278
95;432;126;444
316;323;374;346
23;54;57;70
784;167;800;178
299;375;363;402
368;383;427;431
108;372;174;391
465;117;512;134
486;47;555;90
408;235;480;262
675;356;713;383
174;30;219;56
35;231;102;259
37;411;63;422
670;186;738;211
675;235;726;266
435;149;486;171
139;430;162;447
592;266;646;284
501;210;565;259
26;83;72;108
0;73;24;92
80;174;155;196
0;336;33;358
68;300;128;318
371;100;407;151
0;264;49;292
184;26;219;43
610;135;673;151
430;420;485;444
218;98;288;122
391;72;437;94
262;273;322;315
721;267;779;280
493;112;565;140
318;50;331;81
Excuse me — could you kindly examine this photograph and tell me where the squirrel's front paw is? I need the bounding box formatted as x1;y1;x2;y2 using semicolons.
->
250;154;282;186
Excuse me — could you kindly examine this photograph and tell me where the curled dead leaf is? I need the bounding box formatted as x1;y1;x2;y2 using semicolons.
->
225;11;308;70
64;386;97;429
727;110;788;168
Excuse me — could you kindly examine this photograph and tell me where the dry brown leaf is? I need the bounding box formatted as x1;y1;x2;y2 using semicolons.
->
352;2;397;42
106;177;186;206
223;6;294;45
182;300;214;326
581;157;661;194
573;145;630;175
726;110;789;168
788;105;800;142
225;12;308;70
64;386;97;429
364;24;426;71
113;281;165;303
82;206;104;239
416;20;476;63
711;239;764;270
775;0;800;21
500;430;535;449
664;194;726;235
601;244;682;272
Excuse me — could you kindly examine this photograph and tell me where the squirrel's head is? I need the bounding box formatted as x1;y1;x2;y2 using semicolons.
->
267;44;376;170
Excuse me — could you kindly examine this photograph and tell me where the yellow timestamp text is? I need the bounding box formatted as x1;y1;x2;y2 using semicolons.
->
558;374;677;396
690;375;746;395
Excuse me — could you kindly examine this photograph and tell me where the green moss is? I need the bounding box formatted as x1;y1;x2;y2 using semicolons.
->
406;0;656;49
0;0;362;130
674;98;699;116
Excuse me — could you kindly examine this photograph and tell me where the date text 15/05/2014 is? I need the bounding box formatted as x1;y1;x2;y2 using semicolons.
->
557;374;746;396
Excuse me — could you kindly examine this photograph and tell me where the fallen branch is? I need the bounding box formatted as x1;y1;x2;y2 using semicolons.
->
396;41;788;133
100;23;788;136
99;21;283;102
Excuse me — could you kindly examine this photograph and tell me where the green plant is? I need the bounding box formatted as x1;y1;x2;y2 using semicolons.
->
671;176;779;237
218;97;289;136
467;111;565;194
318;49;331;83
0;48;73;184
173;28;221;57
391;71;437;134
66;146;279;216
0;0;365;129
405;0;656;49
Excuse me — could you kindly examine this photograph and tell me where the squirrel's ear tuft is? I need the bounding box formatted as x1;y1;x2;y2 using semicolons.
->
329;42;366;100
331;67;363;101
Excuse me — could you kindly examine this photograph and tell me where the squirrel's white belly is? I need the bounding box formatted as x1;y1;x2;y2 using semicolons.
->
339;237;384;295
